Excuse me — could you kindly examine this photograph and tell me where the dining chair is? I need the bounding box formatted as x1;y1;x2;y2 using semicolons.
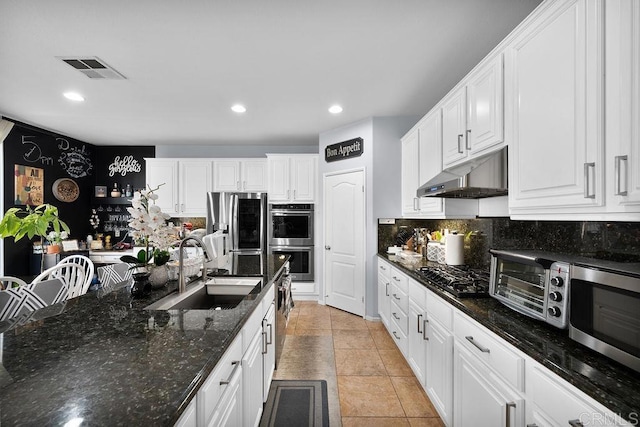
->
0;277;68;322
32;263;86;300
96;262;133;289
0;276;28;290
57;255;94;298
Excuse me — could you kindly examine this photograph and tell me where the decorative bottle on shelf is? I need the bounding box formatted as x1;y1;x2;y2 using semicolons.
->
125;183;132;197
111;183;121;198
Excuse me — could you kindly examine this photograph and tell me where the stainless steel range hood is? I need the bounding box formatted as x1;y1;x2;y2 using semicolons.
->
417;147;508;198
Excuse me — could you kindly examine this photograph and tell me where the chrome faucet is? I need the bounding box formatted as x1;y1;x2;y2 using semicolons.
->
178;236;211;294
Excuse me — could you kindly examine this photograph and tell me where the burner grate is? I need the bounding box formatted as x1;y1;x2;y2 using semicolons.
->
418;265;489;298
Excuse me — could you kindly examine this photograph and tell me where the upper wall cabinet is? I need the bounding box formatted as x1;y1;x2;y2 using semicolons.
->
442;55;504;168
267;154;317;203
146;159;212;217
213;159;268;192
605;0;640;212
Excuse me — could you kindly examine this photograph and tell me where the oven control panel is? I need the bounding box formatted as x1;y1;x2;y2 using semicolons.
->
545;261;571;329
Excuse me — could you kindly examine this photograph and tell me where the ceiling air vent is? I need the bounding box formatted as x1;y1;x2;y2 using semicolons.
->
58;56;126;80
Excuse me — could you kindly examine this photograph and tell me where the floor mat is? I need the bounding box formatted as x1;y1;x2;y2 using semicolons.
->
260;380;329;427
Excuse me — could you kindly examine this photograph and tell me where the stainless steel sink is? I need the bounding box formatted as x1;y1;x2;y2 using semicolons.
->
145;277;261;311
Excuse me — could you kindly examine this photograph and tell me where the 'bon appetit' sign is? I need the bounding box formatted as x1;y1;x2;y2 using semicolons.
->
325;138;363;163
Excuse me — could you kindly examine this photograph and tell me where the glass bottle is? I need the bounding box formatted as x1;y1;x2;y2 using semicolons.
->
111;183;121;198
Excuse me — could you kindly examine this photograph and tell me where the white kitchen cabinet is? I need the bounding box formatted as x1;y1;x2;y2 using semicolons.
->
262;302;276;402
453;342;524;427
213;159;267;192
174;398;197;427
145;159;179;216
605;0;640;214
267;154;317;203
401;110;478;219
209;360;243;427
146;158;211;217
506;0;605;214
442;54;504;169
407;280;427;386
389;267;409;356
425;317;454;427
377;259;392;327
242;326;264;427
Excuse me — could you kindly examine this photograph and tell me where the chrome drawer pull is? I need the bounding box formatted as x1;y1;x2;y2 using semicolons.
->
615;155;628;196
505;402;516;427
457;134;464;153
392;312;400;320
220;360;240;385
392;331;400;340
262;332;268;354
393;293;401;301
385;283;389;296
466;336;490;353
417;314;423;333
423;318;429;341
266;323;273;345
583;162;596;199
568;420;584;427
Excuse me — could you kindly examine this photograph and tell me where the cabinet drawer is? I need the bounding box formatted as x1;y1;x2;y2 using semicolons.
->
390;299;409;336
390;284;409;315
409;278;427;309
291;281;316;294
454;312;524;391
261;282;275;313
390;268;409;293
378;259;391;280
426;289;453;331
198;335;243;425
389;317;408;355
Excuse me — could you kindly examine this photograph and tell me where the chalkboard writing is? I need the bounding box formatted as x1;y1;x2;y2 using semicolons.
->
108;155;141;177
57;140;93;178
21;136;53;165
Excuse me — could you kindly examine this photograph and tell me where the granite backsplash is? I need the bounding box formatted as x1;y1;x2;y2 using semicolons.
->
378;218;640;269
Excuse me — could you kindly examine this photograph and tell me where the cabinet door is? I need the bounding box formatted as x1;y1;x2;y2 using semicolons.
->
243;327;264;427
209;363;243;427
377;273;390;327
262;302;276;402
417;110;444;214
507;0;604;212
407;300;427;386
467;54;504;156
145;159;179;216
267;157;290;202
401;129;420;215
606;0;640;209
213;160;241;192
179;160;211;216
442;86;468;167
175;398;197;427
242;159;268;192
291;156;316;202
453;343;524;427
425;318;453;427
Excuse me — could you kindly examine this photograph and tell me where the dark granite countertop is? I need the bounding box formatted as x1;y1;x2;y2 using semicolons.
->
378;253;640;422
0;255;289;426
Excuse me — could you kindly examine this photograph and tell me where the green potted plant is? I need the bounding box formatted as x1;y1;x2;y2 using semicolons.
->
0;204;71;272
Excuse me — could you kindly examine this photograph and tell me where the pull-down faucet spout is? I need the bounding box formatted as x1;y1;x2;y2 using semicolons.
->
178;236;211;294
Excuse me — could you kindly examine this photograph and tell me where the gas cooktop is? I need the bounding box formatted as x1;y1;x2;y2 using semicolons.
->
418;265;490;298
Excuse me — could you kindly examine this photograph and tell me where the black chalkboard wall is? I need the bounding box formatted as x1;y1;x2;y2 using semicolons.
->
2;120;154;275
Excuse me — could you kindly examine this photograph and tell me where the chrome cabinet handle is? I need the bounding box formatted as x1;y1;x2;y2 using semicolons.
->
385;282;389;296
266;323;273;345
457;134;464;153
262;331;268;354
393;331;400;340
526;424;539;427
175;204;178;212
417;314;423;333
392;276;400;282
583;162;595;199
220;360;240;385
392;312;400;320
293;189;296;199
568;420;584;427
466;336;490;353
380;266;387;271
325;245;331;250
287;190;290;200
392;293;400;301
466;129;471;150
423;318;429;341
413;197;419;211
614;155;628;196
505;402;516;427
181;203;184;212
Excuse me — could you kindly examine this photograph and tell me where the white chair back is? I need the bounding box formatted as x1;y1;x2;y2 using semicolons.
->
0;276;28;290
33;263;86;300
0;278;68;322
57;255;94;297
97;262;133;289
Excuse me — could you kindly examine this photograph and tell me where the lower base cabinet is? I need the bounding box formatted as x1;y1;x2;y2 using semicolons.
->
425;317;453;426
243;326;265;427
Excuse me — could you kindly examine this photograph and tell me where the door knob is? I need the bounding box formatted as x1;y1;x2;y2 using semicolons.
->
325;245;331;250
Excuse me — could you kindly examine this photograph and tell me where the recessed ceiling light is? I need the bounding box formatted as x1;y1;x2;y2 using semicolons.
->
231;104;246;113
328;105;343;114
63;92;85;102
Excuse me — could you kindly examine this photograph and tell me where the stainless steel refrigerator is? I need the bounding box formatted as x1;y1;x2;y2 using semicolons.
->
206;192;268;255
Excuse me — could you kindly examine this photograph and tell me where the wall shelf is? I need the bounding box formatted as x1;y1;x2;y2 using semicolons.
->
91;197;132;205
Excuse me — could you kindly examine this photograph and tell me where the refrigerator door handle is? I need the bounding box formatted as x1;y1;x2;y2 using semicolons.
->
231;194;239;250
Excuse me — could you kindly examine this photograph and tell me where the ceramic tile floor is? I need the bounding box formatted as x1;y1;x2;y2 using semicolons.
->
274;301;445;427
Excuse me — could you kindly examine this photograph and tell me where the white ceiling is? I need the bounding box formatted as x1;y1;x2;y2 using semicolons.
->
0;0;541;147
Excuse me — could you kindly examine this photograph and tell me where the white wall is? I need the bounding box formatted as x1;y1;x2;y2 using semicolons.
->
155;144;317;158
318;116;417;319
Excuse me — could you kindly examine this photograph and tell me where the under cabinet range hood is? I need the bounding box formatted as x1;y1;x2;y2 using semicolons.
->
417;147;508;198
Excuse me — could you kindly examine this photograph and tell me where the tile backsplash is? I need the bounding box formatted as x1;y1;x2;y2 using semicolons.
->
378;218;640;269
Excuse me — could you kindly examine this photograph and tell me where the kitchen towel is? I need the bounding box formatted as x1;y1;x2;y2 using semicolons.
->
445;234;465;265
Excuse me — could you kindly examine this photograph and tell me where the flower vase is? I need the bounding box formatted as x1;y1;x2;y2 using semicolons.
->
148;265;169;289
47;244;61;254
131;271;151;297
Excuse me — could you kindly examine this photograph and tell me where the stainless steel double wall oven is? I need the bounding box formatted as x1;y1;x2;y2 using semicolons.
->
268;204;314;282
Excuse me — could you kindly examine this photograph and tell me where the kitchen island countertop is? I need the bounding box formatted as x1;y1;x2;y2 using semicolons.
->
0;255;289;426
379;253;640;422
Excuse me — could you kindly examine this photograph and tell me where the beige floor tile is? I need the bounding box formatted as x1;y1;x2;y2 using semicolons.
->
335;349;387;376
391;377;439;417
337;375;405;417
331;315;369;330
407;418;446;427
333;329;376;349
365;320;387;331
282;335;334;350
379;349;414;376
294;328;333;336
370;329;397;350
342;417;410;426
296;315;332;330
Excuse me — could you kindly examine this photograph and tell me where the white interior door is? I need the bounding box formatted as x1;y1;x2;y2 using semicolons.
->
323;169;365;316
